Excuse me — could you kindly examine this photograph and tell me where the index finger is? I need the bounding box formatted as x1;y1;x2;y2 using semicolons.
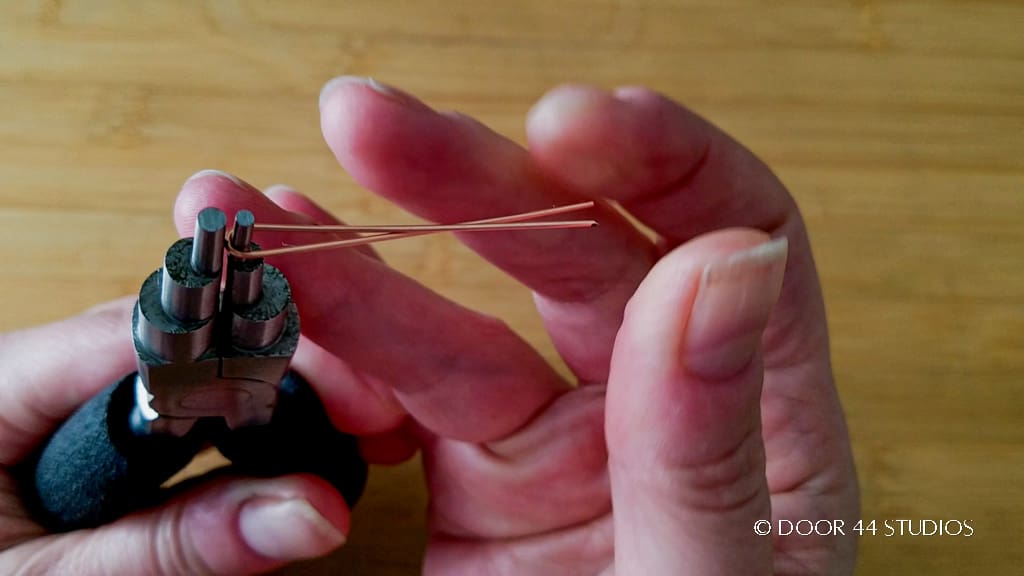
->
174;173;568;443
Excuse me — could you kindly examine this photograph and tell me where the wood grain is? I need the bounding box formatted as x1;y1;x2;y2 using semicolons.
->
1;1;1021;574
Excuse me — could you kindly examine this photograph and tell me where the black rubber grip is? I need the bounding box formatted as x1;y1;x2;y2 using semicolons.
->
214;371;368;507
23;373;205;532
22;371;367;532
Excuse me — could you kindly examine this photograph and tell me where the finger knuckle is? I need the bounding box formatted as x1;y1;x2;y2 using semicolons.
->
675;429;768;514
612;427;768;516
149;507;214;576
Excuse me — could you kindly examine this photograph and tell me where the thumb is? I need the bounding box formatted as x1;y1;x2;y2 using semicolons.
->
4;475;349;575
606;228;787;575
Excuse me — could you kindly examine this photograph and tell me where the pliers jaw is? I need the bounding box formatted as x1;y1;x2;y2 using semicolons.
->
23;206;366;532
129;208;299;437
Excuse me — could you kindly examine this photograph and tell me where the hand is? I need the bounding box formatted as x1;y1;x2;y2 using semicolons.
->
0;78;857;575
0;299;351;574
171;79;859;574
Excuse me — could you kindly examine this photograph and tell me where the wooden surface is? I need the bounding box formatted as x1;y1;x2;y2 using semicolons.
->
1;1;1021;574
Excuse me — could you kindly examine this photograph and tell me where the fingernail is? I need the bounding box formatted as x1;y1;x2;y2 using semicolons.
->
526;85;620;190
185;168;244;187
319;75;423;110
262;184;295;198
239;497;346;561
528;84;608;124
684;237;788;379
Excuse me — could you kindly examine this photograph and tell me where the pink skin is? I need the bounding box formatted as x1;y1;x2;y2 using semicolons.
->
0;304;351;574
0;81;858;574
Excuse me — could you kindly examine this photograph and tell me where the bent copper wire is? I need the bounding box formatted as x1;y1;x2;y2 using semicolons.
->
226;201;598;259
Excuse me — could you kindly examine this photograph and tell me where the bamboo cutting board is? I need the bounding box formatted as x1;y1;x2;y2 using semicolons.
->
1;2;1021;574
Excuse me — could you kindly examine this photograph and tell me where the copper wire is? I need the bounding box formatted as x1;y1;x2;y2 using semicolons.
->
225;201;597;259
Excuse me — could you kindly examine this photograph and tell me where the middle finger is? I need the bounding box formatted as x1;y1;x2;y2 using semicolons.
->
318;77;658;383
